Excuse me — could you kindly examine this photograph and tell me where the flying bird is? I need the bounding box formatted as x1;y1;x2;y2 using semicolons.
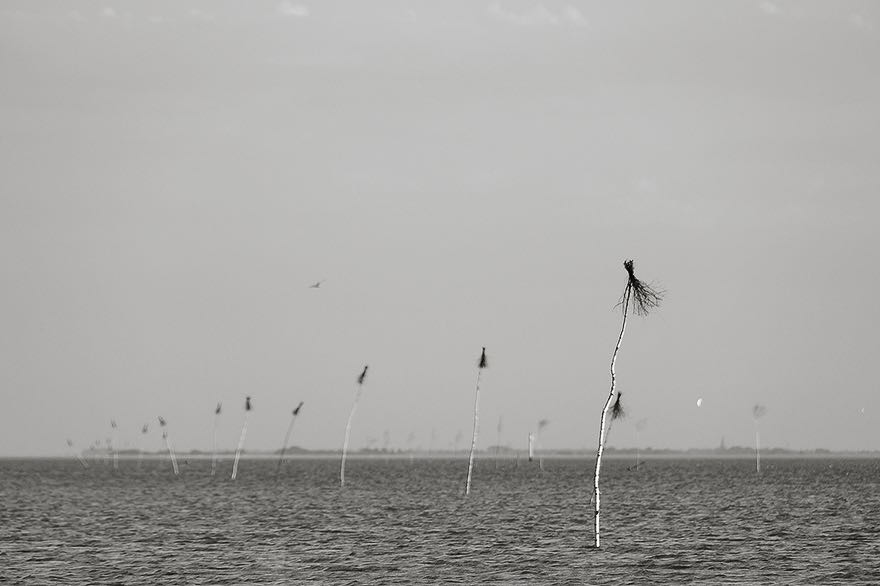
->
309;280;325;289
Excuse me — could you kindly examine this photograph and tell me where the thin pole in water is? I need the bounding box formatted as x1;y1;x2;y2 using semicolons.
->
231;397;252;481
465;347;488;496
276;401;304;481
341;366;368;487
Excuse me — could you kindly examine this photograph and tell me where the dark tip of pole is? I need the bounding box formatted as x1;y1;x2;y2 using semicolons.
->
358;365;369;385
158;416;166;426
624;259;635;278
293;401;304;416
479;347;488;369
245;396;252;411
215;402;222;415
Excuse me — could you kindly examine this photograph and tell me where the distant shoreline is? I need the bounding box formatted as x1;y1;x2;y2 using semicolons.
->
5;449;879;460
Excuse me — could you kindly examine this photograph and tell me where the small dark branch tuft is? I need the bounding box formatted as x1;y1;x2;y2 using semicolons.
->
215;402;222;415
293;401;304;416
245;396;252;411
141;424;149;434
622;259;663;316
752;404;767;419
537;419;550;431
358;365;369;385
479;347;488;369
611;391;625;420
158;416;167;427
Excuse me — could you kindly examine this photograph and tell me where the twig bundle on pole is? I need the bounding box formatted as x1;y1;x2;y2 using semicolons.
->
276;401;304;480
158;416;179;476
211;402;222;477
465;347;488;496
593;260;662;548
341;365;368;487
230;397;252;481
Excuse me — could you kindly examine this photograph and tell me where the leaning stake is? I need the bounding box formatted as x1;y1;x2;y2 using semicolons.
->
276;401;304;480
158;416;179;476
231;397;252;481
211;402;222;477
465;347;488;496
593;260;662;548
341;366;368;487
752;404;767;473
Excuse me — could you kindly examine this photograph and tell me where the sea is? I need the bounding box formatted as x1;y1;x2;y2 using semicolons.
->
1;456;878;585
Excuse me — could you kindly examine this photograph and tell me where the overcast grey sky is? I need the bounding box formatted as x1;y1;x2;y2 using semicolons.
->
2;1;878;456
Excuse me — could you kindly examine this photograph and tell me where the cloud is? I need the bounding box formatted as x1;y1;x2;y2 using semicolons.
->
278;1;309;18
562;5;588;27
188;8;215;21
487;2;587;28
488;2;560;27
758;1;780;16
849;13;874;33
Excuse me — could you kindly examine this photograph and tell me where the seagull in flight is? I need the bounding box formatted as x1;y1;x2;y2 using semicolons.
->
309;279;325;289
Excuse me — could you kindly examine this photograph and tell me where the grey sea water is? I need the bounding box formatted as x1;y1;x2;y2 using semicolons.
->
1;457;879;585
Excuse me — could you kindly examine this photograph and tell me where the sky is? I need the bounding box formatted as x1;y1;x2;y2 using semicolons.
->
1;1;879;457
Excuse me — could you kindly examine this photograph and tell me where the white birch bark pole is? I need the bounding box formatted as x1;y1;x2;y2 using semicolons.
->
276;404;302;481
593;284;631;548
164;433;179;475
211;413;219;477
537;433;544;471
465;369;482;496
231;411;249;481
211;403;222;477
755;427;761;474
111;422;119;470
341;367;368;488
340;387;362;487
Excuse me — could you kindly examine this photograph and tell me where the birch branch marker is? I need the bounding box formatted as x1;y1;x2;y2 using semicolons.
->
138;424;149;469
67;439;89;469
341;365;368;487
465;347;488;496
593;260;662;548
276;401;304;481
110;419;119;470
231;397;252;481
752;404;767;473
211;402;222;477
158;416;179;476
